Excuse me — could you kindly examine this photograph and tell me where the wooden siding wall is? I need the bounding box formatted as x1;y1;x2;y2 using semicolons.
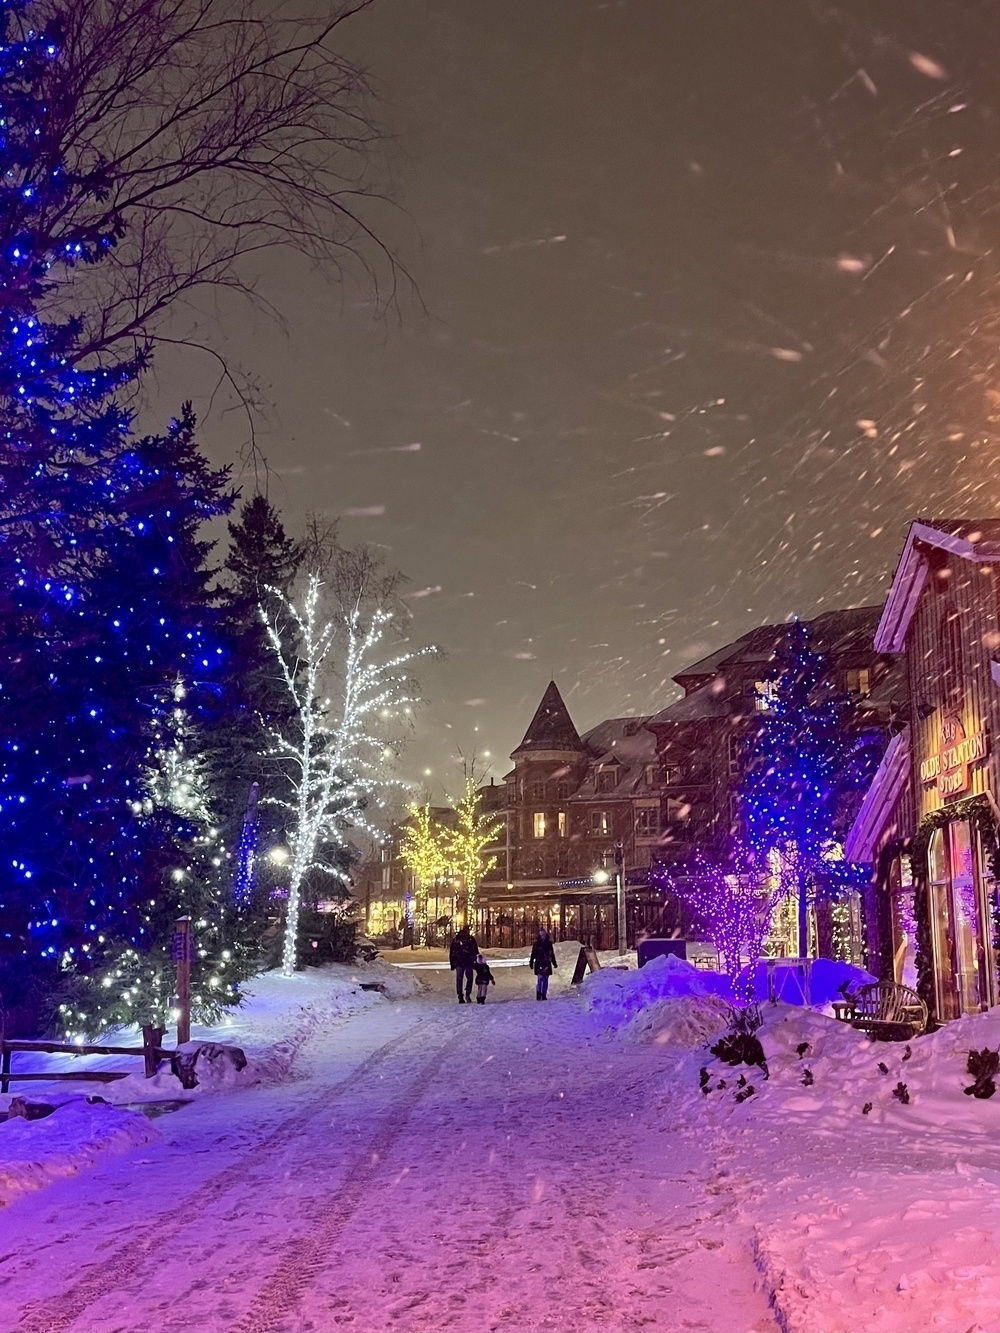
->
907;551;1000;822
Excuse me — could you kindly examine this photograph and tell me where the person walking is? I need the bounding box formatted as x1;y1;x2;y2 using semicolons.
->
473;954;496;1005
529;927;557;1000
449;923;479;1003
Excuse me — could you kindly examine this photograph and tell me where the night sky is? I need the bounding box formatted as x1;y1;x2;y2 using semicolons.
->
152;0;1000;799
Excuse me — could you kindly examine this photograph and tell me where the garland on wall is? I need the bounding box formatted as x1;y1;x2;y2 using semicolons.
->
909;794;1000;1025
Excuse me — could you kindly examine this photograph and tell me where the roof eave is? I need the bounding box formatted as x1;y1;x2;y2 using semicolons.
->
875;521;1000;653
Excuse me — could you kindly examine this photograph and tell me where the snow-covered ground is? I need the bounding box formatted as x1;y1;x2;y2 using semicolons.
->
586;954;1000;1333
0;953;771;1333
0;959;424;1210
5;947;1000;1332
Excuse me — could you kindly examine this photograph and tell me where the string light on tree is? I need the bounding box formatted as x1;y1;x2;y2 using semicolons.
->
399;803;451;945
262;573;431;977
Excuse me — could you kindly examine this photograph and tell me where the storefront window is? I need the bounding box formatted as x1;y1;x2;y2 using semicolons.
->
927;826;960;1022
889;856;917;988
926;819;996;1020
949;821;984;1013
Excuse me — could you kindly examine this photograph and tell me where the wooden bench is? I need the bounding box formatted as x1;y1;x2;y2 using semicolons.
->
832;982;928;1042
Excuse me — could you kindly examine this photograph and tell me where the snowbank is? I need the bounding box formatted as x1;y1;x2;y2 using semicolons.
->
1;960;425;1109
580;953;733;1024
693;1003;1000;1332
0;1100;159;1208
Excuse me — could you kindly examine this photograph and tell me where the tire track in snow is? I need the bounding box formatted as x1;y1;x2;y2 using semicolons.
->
231;1022;464;1333
16;1014;424;1333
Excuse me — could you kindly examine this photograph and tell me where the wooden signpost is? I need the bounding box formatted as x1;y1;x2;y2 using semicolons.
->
171;916;193;1045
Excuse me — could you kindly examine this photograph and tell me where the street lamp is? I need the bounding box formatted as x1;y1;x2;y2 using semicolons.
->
614;841;626;957
592;867;610;886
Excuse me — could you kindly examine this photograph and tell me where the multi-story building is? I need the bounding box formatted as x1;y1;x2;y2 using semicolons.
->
359;608;900;953
646;606;901;867
847;519;1000;1025
474;681;677;949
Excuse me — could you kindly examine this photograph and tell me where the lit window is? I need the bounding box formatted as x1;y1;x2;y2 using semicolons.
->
846;667;871;696
590;810;610;836
533;812;546;839
557;811;567;837
753;680;778;712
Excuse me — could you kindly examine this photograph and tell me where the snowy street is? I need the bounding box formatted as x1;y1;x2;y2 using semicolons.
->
0;963;773;1333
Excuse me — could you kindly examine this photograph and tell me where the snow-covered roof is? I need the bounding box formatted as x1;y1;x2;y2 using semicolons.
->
569;717;657;798
657;606;884;723
648;681;733;725
844;728;911;863
875;519;1000;653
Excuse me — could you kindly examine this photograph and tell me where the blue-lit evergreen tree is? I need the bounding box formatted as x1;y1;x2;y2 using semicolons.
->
0;3;251;1033
739;620;879;959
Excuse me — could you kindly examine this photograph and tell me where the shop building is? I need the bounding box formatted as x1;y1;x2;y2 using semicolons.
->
848;519;1000;1024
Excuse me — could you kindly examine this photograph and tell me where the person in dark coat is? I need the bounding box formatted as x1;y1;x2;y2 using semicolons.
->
449;924;479;1003
473;954;495;1005
528;927;557;1000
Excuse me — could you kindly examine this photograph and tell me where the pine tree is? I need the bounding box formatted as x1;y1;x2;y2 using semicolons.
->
0;3;149;1023
739;620;877;958
0;407;255;1035
210;495;303;913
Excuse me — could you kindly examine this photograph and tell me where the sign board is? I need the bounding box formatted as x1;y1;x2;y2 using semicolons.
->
570;946;602;986
918;713;989;798
637;939;687;969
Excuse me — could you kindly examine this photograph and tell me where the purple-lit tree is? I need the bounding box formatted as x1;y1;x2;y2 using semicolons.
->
659;849;783;996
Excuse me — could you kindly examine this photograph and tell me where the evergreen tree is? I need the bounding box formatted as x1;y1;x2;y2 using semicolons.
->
0;3;147;1023
739;620;879;958
210;495;303;915
0;405;255;1034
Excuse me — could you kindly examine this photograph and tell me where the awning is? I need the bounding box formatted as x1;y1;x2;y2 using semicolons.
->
845;727;911;864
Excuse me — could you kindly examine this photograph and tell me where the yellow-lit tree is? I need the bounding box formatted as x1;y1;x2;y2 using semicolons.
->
399;803;450;945
445;778;503;928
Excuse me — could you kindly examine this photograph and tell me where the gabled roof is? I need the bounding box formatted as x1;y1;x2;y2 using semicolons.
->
512;681;584;756
844;728;911;863
672;606;883;693
570;716;657;798
875;519;1000;653
655;606;884;725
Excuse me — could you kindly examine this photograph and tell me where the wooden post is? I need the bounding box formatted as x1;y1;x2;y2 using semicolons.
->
1;1044;10;1096
172;916;192;1046
141;1024;164;1079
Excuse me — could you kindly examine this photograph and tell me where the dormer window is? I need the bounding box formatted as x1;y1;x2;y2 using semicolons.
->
596;768;617;794
845;667;871;697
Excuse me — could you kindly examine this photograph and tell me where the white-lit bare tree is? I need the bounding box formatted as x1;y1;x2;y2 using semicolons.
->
262;561;431;976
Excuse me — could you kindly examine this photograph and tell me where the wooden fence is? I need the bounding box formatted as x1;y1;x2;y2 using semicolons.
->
1;1024;174;1094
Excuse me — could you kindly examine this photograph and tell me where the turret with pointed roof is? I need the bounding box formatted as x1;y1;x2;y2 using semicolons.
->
512;681;584;757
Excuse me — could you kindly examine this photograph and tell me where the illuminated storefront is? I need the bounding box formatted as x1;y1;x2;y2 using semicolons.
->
860;519;1000;1024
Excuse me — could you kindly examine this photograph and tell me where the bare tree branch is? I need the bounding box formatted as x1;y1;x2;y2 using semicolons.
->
3;0;408;378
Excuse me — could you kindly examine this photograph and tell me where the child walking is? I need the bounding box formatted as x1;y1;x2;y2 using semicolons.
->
473;954;495;1004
